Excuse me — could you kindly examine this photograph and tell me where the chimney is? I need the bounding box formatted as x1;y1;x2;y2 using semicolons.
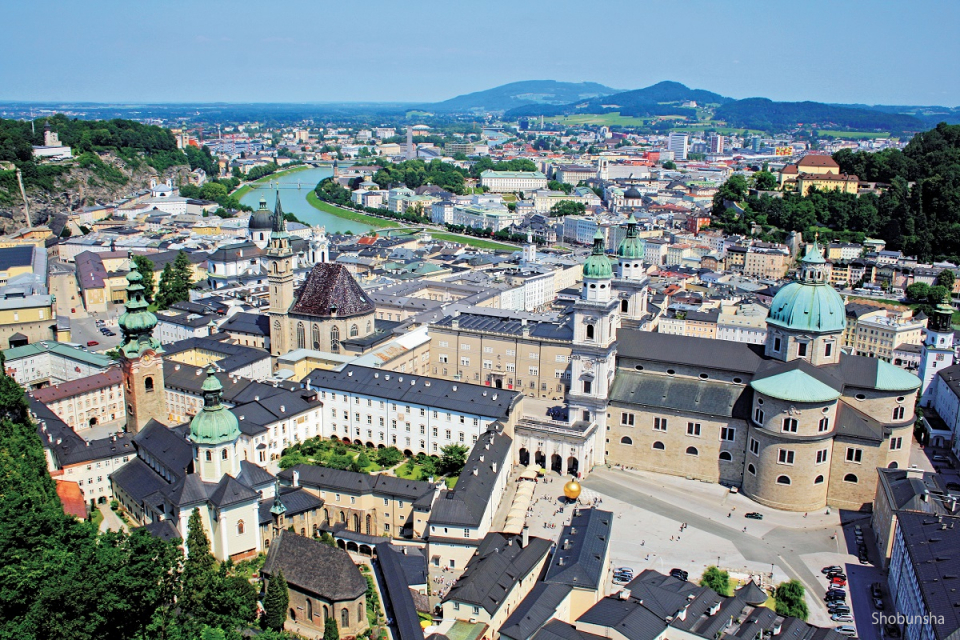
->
472;466;478;476
619;589;631;600
521;526;529;548
492;461;498;474
293;470;300;487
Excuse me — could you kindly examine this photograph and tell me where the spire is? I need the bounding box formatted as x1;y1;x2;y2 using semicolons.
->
200;365;224;409
591;228;605;255
625;214;638;238
270;478;287;516
117;255;161;358
271;191;288;238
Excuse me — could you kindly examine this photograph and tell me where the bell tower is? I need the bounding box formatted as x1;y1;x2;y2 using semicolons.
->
118;257;165;433
267;192;295;357
919;294;956;406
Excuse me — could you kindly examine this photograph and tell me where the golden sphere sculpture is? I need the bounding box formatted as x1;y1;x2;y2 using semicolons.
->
563;479;582;501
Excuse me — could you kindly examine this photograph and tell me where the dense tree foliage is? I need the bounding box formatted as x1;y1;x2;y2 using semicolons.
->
550;201;586;217
371;159;467;194
711;123;960;262
699;566;731;596
0;365;257;638
548;180;575;194
715;98;923;133
263;569;289;632
156;251;194;309
774;580;808;620
438;444;469;476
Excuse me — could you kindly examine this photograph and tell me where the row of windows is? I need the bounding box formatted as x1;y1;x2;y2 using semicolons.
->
619;437;734;460
745;464;858;485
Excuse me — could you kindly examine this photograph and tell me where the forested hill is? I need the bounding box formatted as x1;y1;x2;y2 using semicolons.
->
428;80;618;113
0;115;214;229
713;98;924;134
711;122;960;263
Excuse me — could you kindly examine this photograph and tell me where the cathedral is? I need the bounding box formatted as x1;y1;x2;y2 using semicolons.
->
264;194;376;357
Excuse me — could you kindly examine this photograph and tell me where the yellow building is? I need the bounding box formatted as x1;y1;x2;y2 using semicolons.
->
797;172;860;196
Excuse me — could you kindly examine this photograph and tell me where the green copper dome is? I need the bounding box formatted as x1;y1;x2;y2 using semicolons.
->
118;258;162;358
767;240;845;334
189;366;240;445
583;229;613;279
617;214;645;260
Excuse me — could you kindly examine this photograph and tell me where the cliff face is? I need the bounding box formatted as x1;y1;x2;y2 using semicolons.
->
0;152;192;232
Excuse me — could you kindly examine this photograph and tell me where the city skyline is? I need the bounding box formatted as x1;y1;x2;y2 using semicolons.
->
3;0;958;106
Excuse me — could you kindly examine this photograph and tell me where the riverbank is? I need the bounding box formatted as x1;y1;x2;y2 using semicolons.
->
428;232;516;251
304;191;402;230
231;164;312;201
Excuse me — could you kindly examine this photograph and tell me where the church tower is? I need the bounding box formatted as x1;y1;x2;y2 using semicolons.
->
919;294;955;406
118;258;165;433
568;230;618;433
189;366;242;481
614;214;649;327
266;192;295;357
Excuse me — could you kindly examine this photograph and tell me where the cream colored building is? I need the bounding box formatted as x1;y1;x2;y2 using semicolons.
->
29;368;124;431
480;170;547;193
743;245;790;279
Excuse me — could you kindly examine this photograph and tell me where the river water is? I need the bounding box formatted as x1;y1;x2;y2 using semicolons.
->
237;166;376;235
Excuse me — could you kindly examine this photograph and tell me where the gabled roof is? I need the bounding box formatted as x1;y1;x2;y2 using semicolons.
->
257;487;324;525
163;473;214;507
261;531;367;601
430;427;512;527
501;582;573;640
133;419;193;481
209;474;259;508
544;509;613;590
376;543;427;640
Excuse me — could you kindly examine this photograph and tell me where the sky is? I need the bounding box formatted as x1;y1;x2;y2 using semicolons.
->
3;0;959;106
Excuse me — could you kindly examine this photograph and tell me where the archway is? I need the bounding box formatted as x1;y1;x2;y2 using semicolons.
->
888;461;899;469
519;448;530;466
353;513;361;532
347;540;359;553
89;417;98;427
359;544;373;556
535;451;546;468
494;378;503;389
403;449;413;457
551;454;562;473
337;539;346;549
567;456;579;476
354;439;363;446
366;442;375;448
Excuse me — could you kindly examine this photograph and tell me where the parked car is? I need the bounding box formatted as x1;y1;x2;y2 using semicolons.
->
829;584;846;591
872;583;882;598
859;554;871;565
745;512;763;520
613;576;631;584
836;625;857;636
615;567;635;574
670;569;689;581
827;571;846;579
832;614;854;623
826;592;846;602
933;455;950;463
830;580;847;588
86;340;98;347
829;605;851;615
874;597;884;610
823;566;843;574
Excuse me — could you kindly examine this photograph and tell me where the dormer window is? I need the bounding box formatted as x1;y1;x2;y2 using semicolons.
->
797;342;808;358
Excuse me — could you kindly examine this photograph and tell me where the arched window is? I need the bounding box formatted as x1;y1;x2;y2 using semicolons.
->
313;324;321;350
341;608;349;628
620;436;633;445
296;322;305;349
339;510;345;523
273;319;281;337
652;441;665;450
205;450;212;461
331;326;340;353
777;475;791;485
358;603;363;623
888;461;899;469
748;464;756;475
686;446;699;456
222;449;228;460
621;299;629;313
237;520;244;534
893;406;905;421
350;324;359;337
144;376;154;393
585;324;595;340
307;598;313;620
323;605;329;621
265;538;270;547
844;473;858;483
814;475;825;484
366;321;372;333
719;451;732;461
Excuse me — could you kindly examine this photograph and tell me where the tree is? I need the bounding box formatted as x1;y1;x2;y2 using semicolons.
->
155;262;176;309
131;255;156;302
663;161;677;170
375;447;404;468
264;568;289;632
549;201;586;217
929;285;950;306
156;251;194;310
699;566;731;596
323;616;340;640
937;269;956;292
753;171;778;191
439;444;469;476
774;580;808;620
905;282;930;301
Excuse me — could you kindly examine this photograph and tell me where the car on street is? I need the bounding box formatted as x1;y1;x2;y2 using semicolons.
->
86;340;98;347
613;576;631;584
872;583;882;598
615;567;634;574
933;455;950;463
829;605;851;615
670;569;689;581
832;614;854;623
874;597;884;610
836;625;857;637
859;554;871;565
823;566;843;574
830;581;846;588
745;512;763;520
829;574;847;582
826;592;846;602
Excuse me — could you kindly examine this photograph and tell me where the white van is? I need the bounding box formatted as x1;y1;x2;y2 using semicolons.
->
832;615;854;623
836;625;857;636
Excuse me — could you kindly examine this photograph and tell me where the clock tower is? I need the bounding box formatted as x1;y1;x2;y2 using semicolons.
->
919;295;956;406
118;257;166;433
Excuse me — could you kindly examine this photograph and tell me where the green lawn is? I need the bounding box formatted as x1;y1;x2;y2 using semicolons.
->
89;508;104;530
396;463;426;481
817;130;893;139
547;112;651;127
305;191;402;229
428;231;516;251
446;476;458;489
231;164;312;200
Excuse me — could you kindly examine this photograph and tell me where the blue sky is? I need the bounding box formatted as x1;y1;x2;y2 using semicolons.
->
3;0;958;106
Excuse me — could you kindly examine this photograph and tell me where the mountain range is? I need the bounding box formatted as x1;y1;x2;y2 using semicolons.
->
424;80;960;133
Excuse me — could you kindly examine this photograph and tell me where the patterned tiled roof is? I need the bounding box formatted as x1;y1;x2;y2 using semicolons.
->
290;263;375;318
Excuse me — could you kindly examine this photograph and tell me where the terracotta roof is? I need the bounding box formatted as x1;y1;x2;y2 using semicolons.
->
797;155;840;168
290;263;375;318
56;480;87;519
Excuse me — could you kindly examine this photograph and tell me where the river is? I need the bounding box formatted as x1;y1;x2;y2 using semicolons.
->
237;166;376;235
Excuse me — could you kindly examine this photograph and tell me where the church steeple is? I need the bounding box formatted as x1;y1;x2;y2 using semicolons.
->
118;259;161;358
119;256;166;433
271;192;288;238
267;192;295;357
